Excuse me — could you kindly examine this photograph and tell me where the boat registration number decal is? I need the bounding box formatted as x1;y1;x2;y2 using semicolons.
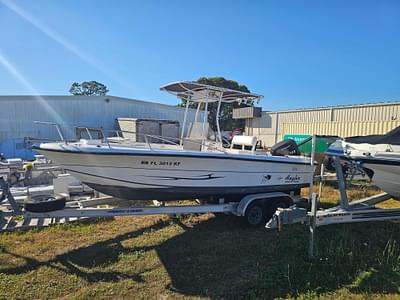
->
141;160;181;167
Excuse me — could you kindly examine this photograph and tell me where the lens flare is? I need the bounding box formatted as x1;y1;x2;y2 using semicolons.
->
0;51;73;138
0;0;135;92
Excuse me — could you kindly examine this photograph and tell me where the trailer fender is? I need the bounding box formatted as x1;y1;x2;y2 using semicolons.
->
236;192;294;217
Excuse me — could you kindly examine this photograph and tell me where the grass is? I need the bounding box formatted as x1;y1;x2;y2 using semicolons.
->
0;184;399;299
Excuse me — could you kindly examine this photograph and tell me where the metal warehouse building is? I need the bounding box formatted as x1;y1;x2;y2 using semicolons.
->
0;95;199;159
242;101;400;147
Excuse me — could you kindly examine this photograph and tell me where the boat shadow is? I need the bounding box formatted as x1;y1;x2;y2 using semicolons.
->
156;215;400;298
0;215;399;298
0;219;170;283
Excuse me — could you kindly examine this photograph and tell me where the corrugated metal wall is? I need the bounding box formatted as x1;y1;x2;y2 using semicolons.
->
0;95;202;158
246;102;400;147
281;121;400;138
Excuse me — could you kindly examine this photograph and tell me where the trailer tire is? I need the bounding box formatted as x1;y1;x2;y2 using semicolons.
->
266;197;292;219
24;196;66;213
244;201;266;227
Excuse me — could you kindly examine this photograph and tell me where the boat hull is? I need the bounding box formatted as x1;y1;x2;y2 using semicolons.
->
362;159;400;200
327;140;400;199
37;146;313;201
85;182;307;201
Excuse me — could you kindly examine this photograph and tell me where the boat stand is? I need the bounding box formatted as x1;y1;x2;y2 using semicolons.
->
266;155;400;258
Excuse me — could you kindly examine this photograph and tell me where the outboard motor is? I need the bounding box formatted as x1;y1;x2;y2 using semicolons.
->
271;139;300;156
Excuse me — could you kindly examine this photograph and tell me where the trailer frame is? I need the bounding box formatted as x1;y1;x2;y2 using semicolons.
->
0;175;303;230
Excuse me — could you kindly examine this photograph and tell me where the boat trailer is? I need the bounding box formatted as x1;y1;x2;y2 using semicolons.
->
0;174;300;231
266;156;400;257
1;153;399;258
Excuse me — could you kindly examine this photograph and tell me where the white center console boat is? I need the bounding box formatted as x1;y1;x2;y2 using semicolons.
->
34;81;314;201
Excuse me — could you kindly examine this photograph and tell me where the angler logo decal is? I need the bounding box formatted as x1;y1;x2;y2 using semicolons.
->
284;174;301;183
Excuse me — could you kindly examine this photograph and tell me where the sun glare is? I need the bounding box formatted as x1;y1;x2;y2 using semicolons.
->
0;0;134;92
0;50;73;138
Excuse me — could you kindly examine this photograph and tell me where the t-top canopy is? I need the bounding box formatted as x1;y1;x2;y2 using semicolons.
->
160;81;263;103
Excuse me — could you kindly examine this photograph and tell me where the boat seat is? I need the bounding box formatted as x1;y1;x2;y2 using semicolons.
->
230;135;257;152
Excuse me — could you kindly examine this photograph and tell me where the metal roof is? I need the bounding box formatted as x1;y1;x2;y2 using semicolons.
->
267;100;400;114
0;95;185;110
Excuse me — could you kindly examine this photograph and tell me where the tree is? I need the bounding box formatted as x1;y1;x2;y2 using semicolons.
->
181;77;252;131
69;81;109;96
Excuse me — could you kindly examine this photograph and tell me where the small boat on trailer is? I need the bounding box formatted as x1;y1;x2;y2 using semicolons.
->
34;81;314;202
326;126;400;199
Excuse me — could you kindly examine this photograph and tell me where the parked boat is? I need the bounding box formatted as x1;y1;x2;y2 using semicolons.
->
326;126;400;199
35;81;314;201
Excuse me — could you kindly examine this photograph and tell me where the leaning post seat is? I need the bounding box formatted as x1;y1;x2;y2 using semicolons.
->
230;135;258;152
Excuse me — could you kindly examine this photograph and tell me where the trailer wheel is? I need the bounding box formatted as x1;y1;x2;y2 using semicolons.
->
244;201;266;227
266;197;291;219
24;195;66;213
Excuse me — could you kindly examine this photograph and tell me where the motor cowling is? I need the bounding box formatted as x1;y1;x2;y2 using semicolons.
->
270;139;300;156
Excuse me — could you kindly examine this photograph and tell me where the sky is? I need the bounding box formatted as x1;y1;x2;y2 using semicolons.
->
0;0;399;111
